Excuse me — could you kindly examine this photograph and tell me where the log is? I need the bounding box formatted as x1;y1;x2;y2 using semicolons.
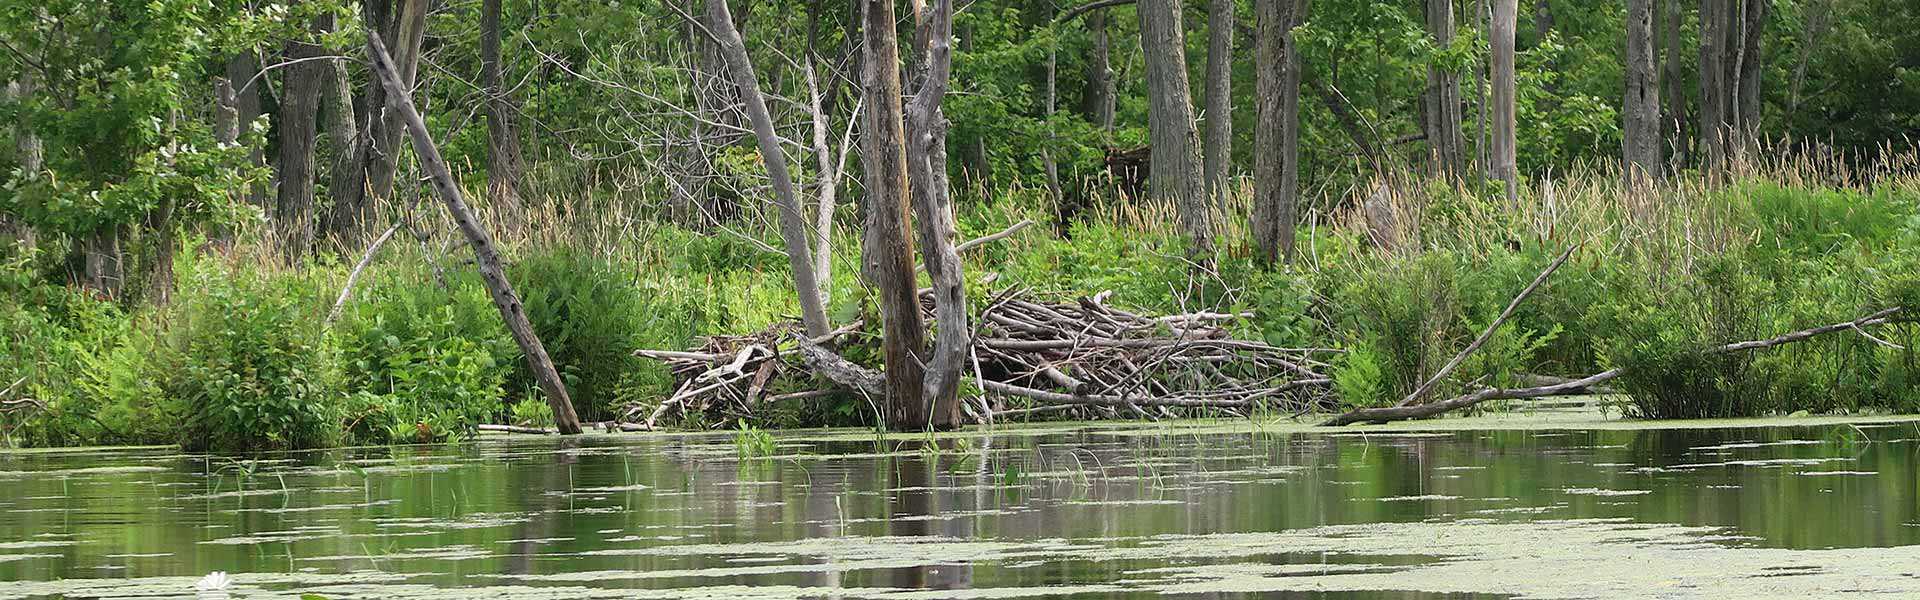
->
367;32;584;435
1322;306;1910;426
1399;244;1578;406
478;424;555;435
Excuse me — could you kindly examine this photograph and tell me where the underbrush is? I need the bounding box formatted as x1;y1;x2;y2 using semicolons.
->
0;163;1915;450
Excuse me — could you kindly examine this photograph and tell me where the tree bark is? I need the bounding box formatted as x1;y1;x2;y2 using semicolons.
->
1733;0;1766;156
1491;0;1519;205
1253;0;1304;267
906;0;968;429
1661;0;1688;172
332;0;427;245
1787;0;1830;114
1081;10;1117;130
365;31;584;435
1623;0;1662;188
1423;0;1465;180
277;26;328;262
481;0;527;232
706;0;834;340
225;54;267;210
1202;0;1234;208
1698;0;1728;179
1138;0;1214;259
859;0;930;430
2;74;41;251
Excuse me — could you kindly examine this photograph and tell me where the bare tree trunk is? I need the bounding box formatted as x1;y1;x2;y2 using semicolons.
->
324;54;357;186
1624;0;1662;188
1787;0;1829;114
1661;0;1688;172
226;54;267;210
1081;10;1117;131
366;31;584;435
1491;0;1519;205
906;0;968;429
1202;0;1234;208
1423;0;1464;180
333;0;427;245
1138;0;1214;259
2;74;41;252
706;0;834;340
1253;0;1304;267
805;62;841;303
1042;41;1062;202
482;0;527;232
1475;0;1490;182
1698;0;1728;179
859;0;930;430
1734;0;1766;156
278;26;328;261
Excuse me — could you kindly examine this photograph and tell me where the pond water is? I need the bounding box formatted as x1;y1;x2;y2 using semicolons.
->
3;417;1920;599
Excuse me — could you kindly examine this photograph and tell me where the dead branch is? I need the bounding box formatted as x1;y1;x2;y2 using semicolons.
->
1399;244;1578;406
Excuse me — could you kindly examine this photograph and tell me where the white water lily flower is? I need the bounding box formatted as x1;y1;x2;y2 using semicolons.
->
194;571;231;591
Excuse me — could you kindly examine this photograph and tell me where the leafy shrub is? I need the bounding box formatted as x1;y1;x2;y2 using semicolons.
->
172;264;343;452
510;248;654;421
337;262;513;444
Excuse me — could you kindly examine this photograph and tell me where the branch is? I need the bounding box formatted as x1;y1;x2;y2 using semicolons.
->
1057;0;1137;23
1398;244;1578;406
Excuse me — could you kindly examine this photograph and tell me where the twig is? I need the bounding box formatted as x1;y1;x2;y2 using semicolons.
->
1398;244;1579;406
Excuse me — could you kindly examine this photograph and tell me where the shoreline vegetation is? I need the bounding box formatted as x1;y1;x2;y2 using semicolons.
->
2;154;1916;452
2;1;1917;452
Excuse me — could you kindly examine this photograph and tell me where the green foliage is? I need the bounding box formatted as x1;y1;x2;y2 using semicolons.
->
172;263;342;452
1332;344;1389;408
509;248;654;421
509;398;556;430
337;261;513;445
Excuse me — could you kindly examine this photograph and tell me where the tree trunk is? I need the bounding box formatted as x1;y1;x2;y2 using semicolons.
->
1623;0;1662;188
1424;0;1465;180
1492;0;1519;206
1733;0;1766;157
1787;0;1830;114
365;31;585;435
706;0;834;341
859;0;930;430
1081;10;1117;131
906;0;968;429
1698;0;1728;179
1475;0;1490;182
2;74;41;252
1253;0;1304;267
333;0;427;245
482;0;527;232
1661;0;1688;172
1138;0;1214;259
277;28;327;262
1042;41;1062;202
1202;0;1234;208
225;54;267;210
805;62;840;303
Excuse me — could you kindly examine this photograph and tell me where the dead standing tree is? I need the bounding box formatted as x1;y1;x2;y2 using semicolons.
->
703;0;834;339
905;0;969;427
366;32;585;435
860;0;932;429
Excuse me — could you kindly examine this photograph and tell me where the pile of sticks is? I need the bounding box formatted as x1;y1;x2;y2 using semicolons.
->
971;289;1340;418
627;289;1340;429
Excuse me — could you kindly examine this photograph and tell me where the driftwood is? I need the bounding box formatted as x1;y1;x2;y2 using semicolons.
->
1321;306;1910;426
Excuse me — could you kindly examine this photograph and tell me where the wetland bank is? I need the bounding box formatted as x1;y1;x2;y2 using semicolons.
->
4;412;1920;599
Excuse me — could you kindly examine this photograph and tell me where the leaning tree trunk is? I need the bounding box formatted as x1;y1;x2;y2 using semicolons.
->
1491;0;1519;206
1138;0;1214;260
482;0;528;232
366;31;584;435
1253;0;1304;267
1424;0;1465;180
906;0;968;429
859;0;930;430
277;28;327;262
1202;0;1234;209
705;0;833;340
1623;0;1662;188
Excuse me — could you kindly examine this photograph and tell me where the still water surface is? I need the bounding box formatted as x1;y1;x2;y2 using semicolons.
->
3;419;1919;599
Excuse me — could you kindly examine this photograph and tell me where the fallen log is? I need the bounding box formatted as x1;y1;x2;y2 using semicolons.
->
1321;306;1911;426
